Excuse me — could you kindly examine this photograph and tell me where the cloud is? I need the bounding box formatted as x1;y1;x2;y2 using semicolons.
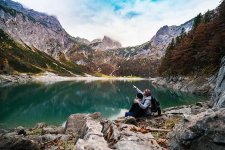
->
15;0;221;46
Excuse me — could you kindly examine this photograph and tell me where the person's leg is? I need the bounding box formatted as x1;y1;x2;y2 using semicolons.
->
125;111;134;117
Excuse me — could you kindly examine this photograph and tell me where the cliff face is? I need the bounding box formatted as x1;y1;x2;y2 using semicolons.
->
0;0;75;58
148;20;193;58
211;57;225;108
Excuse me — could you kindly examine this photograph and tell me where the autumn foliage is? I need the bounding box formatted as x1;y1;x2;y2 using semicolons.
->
159;0;225;76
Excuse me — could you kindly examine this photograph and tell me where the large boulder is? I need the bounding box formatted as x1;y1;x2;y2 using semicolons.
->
65;113;104;146
0;135;40;150
167;108;225;150
75;117;110;150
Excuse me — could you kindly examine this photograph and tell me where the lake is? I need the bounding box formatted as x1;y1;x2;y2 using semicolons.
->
0;80;207;128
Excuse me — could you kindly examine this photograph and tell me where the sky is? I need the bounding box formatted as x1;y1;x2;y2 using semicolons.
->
15;0;221;47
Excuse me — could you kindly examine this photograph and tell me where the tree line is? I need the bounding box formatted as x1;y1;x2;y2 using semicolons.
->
158;0;225;77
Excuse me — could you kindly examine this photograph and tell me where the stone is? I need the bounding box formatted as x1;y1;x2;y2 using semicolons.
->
165;107;192;115
101;121;162;150
35;122;47;129
43;126;64;134
90;36;122;51
124;116;137;125
74;114;109;150
0;135;40;150
41;134;61;143
196;102;203;107
64;114;88;140
168;109;225;150
212;56;225;108
17;129;26;136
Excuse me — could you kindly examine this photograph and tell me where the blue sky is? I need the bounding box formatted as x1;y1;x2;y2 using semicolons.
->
15;0;221;46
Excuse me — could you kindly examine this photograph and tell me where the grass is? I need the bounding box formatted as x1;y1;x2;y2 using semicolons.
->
0;29;83;76
94;72;142;78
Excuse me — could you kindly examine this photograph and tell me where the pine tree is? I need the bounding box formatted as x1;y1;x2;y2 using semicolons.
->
193;13;203;30
203;10;211;23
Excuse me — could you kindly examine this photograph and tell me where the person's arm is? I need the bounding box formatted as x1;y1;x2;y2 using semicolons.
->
133;85;143;94
137;99;150;109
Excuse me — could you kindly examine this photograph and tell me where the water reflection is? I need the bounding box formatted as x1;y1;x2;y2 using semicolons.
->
0;80;206;128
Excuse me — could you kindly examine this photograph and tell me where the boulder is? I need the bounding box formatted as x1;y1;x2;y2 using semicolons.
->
0;135;40;150
168;108;225;150
73;113;110;150
64;113;88;141
124;116;137;125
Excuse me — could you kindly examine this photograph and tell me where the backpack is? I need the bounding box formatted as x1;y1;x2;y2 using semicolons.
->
150;97;161;115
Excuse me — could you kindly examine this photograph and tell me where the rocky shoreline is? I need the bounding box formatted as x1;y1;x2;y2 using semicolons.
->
0;102;211;150
151;76;216;94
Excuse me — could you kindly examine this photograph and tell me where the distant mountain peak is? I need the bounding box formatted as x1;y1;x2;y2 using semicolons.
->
89;36;122;51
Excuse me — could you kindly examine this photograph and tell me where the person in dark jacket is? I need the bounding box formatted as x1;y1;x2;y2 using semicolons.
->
125;93;145;118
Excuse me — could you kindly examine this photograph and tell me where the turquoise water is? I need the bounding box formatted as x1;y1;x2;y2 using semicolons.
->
0;80;207;128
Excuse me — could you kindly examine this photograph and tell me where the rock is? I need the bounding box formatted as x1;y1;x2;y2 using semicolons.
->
90;36;122;51
0;135;40;150
35;122;47;129
65;113;103;145
152;76;215;94
17;129;26;136
43;126;64;134
64;114;88;140
88;112;102;120
165;107;192;115
196;102;203;107
74;114;109;150
4;132;17;138
124;116;137;125
168;108;225;150
25;135;42;143
60;134;73;141
41;134;61;143
157;138;168;148
101;121;162;150
212;56;225;108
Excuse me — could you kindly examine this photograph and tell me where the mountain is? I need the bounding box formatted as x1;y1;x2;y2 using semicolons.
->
89;20;193;77
148;20;193;58
0;0;220;78
0;29;82;75
0;0;95;75
0;0;93;60
89;36;122;51
159;6;224;76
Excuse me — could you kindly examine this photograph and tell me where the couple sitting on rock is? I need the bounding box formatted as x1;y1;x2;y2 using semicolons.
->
125;85;161;118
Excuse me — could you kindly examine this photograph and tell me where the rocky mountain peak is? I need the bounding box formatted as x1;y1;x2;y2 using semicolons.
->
147;19;193;58
0;0;75;58
89;36;122;51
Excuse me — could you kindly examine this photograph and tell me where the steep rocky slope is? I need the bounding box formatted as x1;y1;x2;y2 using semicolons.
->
148;20;193;58
0;0;76;59
0;29;82;75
